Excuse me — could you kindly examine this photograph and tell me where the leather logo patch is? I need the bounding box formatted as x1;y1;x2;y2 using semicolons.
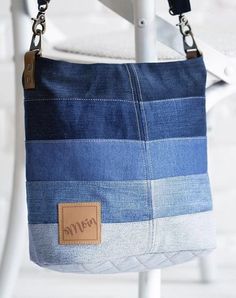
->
58;202;101;245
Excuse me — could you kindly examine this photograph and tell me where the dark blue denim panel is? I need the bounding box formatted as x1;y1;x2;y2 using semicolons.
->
25;100;139;140
26;138;206;181
24;57;133;101
26;180;150;224
133;57;206;101
24;56;206;102
143;97;206;140
25;96;206;141
149;137;207;180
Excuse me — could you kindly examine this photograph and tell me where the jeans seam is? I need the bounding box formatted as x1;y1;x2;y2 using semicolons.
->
124;65;142;140
130;64;154;255
24;96;204;103
25;136;206;144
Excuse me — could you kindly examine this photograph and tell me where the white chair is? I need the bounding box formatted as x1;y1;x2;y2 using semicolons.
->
1;0;236;297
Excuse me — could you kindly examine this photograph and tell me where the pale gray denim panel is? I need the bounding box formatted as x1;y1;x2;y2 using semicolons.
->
29;211;216;267
151;211;216;253
44;249;214;274
29;220;150;265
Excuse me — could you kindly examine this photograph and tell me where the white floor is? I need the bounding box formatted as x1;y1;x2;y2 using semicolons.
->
12;252;236;298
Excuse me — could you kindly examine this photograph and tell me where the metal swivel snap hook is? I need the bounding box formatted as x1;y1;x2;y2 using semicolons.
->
177;14;202;59
29;1;50;54
31;11;46;36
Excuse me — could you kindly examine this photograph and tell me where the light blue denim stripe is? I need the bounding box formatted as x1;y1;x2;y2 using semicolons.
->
26;174;212;224
151;173;212;218
149;137;207;179
28;211;216;266
26;137;207;181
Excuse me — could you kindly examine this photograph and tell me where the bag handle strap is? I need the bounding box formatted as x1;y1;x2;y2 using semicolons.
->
37;0;191;15
29;0;201;60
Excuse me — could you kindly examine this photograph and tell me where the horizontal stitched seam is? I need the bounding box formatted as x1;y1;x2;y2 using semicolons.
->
145;96;204;104
25;173;209;185
24;96;204;103
28;208;212;225
154;203;211;208
25;98;133;103
25;136;206;144
29;210;213;226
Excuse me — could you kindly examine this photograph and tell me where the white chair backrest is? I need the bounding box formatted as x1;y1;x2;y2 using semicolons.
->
99;0;236;85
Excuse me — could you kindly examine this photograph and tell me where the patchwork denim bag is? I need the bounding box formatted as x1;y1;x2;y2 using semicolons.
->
22;0;216;273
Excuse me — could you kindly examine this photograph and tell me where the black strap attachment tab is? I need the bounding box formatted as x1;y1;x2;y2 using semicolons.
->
38;1;191;16
168;0;191;15
38;0;191;15
38;0;50;6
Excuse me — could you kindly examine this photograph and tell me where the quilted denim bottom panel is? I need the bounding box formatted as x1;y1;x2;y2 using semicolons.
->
24;55;216;273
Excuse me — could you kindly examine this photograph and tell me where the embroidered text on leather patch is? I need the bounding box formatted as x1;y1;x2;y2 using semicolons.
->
58;202;101;245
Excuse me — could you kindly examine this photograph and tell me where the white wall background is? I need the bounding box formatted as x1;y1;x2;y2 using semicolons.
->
0;0;236;297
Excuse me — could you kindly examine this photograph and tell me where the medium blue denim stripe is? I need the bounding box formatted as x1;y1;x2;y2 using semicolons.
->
26;137;207;181
24;97;205;141
149;137;207;179
24;56;206;101
151;173;212;218
26;174;212;224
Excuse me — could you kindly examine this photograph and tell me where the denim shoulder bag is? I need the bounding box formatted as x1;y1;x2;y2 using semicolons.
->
22;0;216;273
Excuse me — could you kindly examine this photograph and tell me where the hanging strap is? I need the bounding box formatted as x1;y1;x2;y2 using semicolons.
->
29;0;200;59
37;0;191;15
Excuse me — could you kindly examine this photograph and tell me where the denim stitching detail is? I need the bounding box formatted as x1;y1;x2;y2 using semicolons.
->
40;249;212;271
25;136;206;144
126;64;151;255
162;252;181;265
25;98;134;103
107;261;124;272
26;172;209;185
145;96;205;104
132;257;149;269
125;65;150;254
24;96;204;103
132;70;154;178
124;65;142;140
131;64;154;255
147;136;206;143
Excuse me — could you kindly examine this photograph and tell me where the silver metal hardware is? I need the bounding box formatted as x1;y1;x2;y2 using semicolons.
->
29;0;50;54
177;14;201;59
23;0;50;89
